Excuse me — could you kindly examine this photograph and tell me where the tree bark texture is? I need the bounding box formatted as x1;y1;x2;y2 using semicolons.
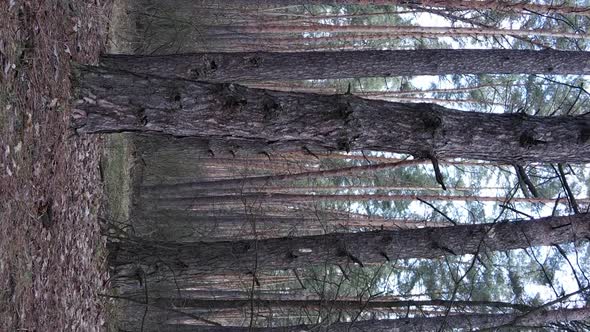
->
129;210;438;243
222;24;587;39
139;306;590;332
100;49;590;82
146;296;531;312
76;66;590;164
109;213;590;275
189;1;590;17
143;159;420;195
157;192;586;208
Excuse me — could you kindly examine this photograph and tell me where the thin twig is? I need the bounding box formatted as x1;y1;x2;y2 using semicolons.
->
417;197;457;225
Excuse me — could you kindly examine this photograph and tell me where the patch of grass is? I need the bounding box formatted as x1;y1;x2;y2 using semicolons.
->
99;133;135;331
102;289;123;332
100;2;140;329
0;92;10;132
101;133;135;224
107;0;140;54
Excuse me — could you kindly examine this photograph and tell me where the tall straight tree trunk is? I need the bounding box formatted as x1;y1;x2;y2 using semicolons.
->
129;209;446;242
109;213;590;275
223;24;587;39
143;159;420;195
232;184;482;192
100;49;590;82
247;82;514;96
136;306;590;332
189;0;590;17
75;66;590;163
159;192;586;208
400;0;590;16
365;96;506;106
147;296;531;311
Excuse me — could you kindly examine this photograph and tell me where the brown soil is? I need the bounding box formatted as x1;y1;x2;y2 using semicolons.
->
0;0;113;330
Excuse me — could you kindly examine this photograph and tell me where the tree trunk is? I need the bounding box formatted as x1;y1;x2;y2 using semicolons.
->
232;184;480;192
197;0;590;17
256;32;545;50
364;96;506;107
75;66;590;163
224;24;587;39
109;213;590;275
143;159;420;195
128;209;444;242
408;0;590;17
100;49;590;82
247;82;511;96
147;296;531;311
141;306;590;332
158;192;586;208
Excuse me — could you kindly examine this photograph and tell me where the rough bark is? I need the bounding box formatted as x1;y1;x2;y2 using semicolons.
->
136;132;505;166
247;83;508;96
191;1;590;17
146;295;532;311
157;192;587;209
100;49;590;82
140;306;590;332
129;209;444;242
403;0;590;16
225;24;587;39
239;32;571;50
225;184;478;192
109;213;590;275
75;66;590;164
143;159;420;195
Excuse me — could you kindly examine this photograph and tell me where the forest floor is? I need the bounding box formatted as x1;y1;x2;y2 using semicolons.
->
0;0;116;330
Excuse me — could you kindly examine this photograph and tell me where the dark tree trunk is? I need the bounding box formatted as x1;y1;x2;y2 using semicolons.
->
139;306;590;332
143;159;419;195
129;209;428;242
109;213;590;275
75;66;590;164
100;49;590;82
182;0;590;17
157;192;582;208
147;296;531;312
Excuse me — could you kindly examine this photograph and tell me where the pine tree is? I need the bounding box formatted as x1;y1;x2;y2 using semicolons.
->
75;66;590;163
